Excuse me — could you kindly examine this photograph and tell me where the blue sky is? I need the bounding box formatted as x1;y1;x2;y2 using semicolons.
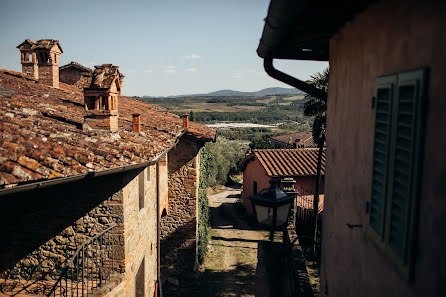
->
0;0;328;96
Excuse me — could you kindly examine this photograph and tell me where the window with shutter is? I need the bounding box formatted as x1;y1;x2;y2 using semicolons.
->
368;68;427;280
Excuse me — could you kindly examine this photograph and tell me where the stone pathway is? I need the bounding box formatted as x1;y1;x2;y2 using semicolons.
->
198;185;270;297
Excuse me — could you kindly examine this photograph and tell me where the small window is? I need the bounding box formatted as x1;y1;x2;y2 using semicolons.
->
253;181;258;195
368;68;427;280
139;170;145;210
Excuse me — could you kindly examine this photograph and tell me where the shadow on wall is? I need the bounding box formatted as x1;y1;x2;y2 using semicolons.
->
0;169;140;273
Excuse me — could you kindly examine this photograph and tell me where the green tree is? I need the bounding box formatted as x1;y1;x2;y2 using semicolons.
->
189;110;196;122
303;67;328;261
203;137;249;187
303;68;328;146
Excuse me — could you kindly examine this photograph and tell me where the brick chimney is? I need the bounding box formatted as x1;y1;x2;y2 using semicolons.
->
132;113;141;132
34;39;63;88
183;114;189;130
17;39;38;79
83;64;123;132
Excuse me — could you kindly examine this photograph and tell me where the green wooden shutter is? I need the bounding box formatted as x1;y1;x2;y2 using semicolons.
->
370;75;396;237
387;69;427;263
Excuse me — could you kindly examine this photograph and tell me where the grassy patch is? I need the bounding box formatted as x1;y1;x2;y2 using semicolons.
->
307;263;320;297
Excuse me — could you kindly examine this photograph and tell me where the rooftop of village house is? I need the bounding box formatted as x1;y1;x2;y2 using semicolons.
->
0;68;215;187
59;61;93;73
17;39;63;52
243;148;326;177
271;131;318;148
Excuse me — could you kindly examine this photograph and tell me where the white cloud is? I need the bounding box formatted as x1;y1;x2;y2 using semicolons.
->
185;54;200;60
143;69;153;73
184;68;197;72
231;71;241;79
163;66;176;74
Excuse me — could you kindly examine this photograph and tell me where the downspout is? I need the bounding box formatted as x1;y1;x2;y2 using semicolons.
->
263;56;327;102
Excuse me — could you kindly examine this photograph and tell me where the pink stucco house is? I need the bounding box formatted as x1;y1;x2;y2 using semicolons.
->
241;148;325;214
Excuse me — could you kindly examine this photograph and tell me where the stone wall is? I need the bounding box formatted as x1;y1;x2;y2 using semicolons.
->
38;64;59;88
1;165;159;297
59;68;91;87
60;68;83;85
160;134;200;294
22;63;38;80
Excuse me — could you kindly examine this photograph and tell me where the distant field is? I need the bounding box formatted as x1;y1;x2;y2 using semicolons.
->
135;94;312;125
175;103;263;113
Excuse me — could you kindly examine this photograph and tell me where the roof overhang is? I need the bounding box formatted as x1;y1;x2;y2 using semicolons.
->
257;0;374;61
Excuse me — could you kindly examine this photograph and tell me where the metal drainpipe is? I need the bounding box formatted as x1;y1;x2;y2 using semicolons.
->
263;56;328;102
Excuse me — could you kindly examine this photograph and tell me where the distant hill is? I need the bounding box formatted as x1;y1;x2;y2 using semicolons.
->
204;87;303;97
143;87;303;98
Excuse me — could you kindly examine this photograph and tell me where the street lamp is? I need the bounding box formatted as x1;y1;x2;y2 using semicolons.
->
249;180;294;241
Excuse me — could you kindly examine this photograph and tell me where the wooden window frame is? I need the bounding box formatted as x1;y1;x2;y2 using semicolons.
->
367;68;428;281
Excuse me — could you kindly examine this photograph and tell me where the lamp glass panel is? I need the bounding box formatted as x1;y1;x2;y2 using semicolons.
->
275;203;292;226
255;204;273;225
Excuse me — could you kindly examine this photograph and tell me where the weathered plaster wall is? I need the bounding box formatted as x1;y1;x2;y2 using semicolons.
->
160;135;200;294
321;1;446;296
241;158;271;213
120;165;158;297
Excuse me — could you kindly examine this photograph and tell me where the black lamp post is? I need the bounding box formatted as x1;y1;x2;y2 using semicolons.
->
249;180;294;241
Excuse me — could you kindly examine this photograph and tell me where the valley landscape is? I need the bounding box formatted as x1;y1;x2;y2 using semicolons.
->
135;87;313;149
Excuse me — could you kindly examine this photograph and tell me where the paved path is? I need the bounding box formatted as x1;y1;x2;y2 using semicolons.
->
198;186;269;297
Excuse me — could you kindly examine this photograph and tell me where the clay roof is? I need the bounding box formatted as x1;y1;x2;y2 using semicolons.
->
0;69;215;187
60;62;93;73
16;39;35;50
271;131;318;148
33;39;63;53
245;149;326;177
89;64;125;90
17;39;63;53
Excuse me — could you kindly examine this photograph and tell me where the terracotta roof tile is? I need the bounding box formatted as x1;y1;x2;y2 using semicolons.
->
0;69;215;188
251;149;326;177
60;61;93;73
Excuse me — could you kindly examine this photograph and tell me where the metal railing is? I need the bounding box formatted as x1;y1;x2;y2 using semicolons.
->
48;225;120;297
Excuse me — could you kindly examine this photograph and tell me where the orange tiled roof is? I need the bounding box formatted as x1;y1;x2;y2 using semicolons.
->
250;149;325;177
0;69;215;187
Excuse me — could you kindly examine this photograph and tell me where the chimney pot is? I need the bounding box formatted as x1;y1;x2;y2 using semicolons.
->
132;113;141;132
183;114;189;129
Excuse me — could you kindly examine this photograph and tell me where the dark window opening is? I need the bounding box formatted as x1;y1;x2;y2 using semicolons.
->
253;181;258;195
139;170;145;210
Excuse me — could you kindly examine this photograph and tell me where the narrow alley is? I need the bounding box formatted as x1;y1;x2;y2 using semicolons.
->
198;186;270;297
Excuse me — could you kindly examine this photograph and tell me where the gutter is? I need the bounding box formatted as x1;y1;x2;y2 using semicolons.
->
263;57;327;102
0;132;185;197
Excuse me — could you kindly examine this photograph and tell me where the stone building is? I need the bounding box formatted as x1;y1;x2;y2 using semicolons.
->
0;59;214;296
17;39;63;88
59;61;93;88
258;0;446;296
271;131;318;149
